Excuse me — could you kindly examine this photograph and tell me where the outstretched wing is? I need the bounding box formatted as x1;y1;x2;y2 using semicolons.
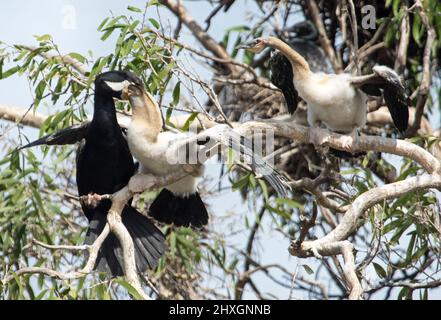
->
351;66;409;133
373;66;410;133
18;121;90;150
269;52;298;114
194;125;290;197
222;129;290;197
163;125;290;197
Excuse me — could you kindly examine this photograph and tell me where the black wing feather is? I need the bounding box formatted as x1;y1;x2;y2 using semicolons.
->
374;67;409;133
269;52;298;114
383;83;409;133
356;66;409;133
18;121;90;150
359;84;382;96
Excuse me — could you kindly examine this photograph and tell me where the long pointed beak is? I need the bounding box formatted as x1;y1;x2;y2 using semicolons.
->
236;40;255;50
122;83;144;100
120;82;135;100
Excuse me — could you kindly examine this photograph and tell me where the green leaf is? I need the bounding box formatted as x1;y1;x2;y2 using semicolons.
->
181;112;199;131
390;219;412;244
405;232;416;261
114;279;144;300
274;198;303;209
129;20;140;32
50;109;71;129
97;17;110;31
412;14;423;46
35;289;48;300
35;79;46;100
172;81;181;106
34;34;52;42
382;218;402;234
88;56;110;85
12;273;24;299
165;104;175;126
127;5;143;13
258;179;269;202
302;264;314;275
398;287;410;300
411;246;427;262
373;262;387;279
149;18;160;29
67;52;87;63
423;288;428;300
392;0;400;16
148;0;160;6
0;65;20;79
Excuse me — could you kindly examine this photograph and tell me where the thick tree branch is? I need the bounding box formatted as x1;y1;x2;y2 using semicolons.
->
237;120;440;173
159;0;237;74
16;45;88;76
0;104;46;128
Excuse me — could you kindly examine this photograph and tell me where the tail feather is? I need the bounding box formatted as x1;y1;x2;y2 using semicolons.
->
85;206;167;277
130;214;166;265
149;189;208;228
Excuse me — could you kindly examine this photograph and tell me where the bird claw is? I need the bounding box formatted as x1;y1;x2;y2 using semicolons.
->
341;136;353;151
79;193;103;209
341;128;359;152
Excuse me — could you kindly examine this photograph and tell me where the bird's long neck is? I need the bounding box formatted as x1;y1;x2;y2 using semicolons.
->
131;90;163;142
91;92;120;139
267;36;311;78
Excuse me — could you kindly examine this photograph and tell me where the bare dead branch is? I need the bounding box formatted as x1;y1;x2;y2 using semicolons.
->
159;0;236;73
306;0;343;72
347;0;360;74
394;4;410;74
405;1;437;136
0;104;46;128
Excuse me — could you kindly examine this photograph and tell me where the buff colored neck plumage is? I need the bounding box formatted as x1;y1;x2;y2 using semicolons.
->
267;36;311;79
130;88;163;143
